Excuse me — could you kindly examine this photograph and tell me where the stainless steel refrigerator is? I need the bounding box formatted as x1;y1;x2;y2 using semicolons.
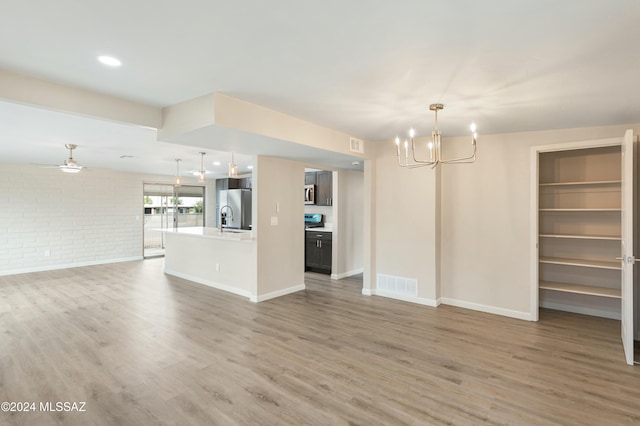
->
219;189;252;230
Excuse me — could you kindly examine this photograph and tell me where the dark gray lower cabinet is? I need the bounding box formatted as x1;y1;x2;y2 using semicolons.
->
305;231;332;274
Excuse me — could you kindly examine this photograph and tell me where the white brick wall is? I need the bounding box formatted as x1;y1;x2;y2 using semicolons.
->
0;164;198;275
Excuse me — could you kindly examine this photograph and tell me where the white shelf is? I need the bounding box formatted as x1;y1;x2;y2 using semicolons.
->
539;234;621;241
539;281;621;299
539;180;621;187
539;208;621;212
539;256;621;270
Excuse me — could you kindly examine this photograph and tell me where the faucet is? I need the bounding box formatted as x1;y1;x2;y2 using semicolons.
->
219;205;234;232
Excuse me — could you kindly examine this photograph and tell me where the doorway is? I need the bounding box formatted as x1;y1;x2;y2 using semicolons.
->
530;130;635;365
143;183;205;257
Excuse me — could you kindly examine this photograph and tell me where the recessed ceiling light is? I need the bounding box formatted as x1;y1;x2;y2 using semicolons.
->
247;165;254;170
98;55;122;67
213;161;221;166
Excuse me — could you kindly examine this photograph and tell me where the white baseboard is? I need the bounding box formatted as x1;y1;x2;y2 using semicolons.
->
250;284;305;303
441;297;533;321
331;268;364;280
371;289;439;307
540;301;621;320
0;256;143;277
164;269;252;299
361;288;373;296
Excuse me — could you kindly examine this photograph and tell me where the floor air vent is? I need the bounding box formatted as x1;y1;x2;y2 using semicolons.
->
376;274;418;296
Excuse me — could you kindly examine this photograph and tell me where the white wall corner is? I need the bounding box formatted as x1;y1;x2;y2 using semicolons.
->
158;93;216;140
362;158;376;295
332;269;364;280
250;284;306;303
440;297;534;321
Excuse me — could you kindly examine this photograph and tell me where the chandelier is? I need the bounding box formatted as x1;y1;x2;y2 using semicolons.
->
395;104;477;168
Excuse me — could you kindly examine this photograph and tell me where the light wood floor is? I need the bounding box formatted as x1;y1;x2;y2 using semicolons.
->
1;259;639;425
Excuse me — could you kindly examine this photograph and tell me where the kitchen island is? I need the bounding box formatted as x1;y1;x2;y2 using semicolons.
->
162;227;257;299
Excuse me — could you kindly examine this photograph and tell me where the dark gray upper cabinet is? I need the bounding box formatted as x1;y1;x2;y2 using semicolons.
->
305;172;317;185
315;171;333;206
216;178;240;191
240;177;252;189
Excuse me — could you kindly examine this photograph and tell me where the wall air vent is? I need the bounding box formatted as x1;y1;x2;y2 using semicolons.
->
376;274;417;296
349;137;364;154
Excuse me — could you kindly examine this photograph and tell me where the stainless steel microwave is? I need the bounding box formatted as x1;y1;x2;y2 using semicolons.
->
305;184;315;204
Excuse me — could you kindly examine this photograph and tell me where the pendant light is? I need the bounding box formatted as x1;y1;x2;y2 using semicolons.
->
229;152;238;177
175;159;182;186
198;152;206;182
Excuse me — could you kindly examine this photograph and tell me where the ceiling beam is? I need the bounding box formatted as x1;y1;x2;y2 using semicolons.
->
0;69;162;129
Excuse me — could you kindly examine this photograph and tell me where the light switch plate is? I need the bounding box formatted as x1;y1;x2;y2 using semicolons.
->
271;216;278;225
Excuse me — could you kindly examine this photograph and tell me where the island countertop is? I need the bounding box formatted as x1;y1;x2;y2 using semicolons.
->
161;226;254;241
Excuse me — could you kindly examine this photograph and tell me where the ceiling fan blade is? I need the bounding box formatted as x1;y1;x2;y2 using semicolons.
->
30;163;60;168
29;145;88;172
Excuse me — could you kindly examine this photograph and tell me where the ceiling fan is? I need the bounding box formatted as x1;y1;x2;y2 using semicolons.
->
58;144;84;173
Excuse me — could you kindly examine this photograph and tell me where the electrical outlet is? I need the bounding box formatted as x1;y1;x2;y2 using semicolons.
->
215;263;220;271
271;216;278;226
44;249;51;257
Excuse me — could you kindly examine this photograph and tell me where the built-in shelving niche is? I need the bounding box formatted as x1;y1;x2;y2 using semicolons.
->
538;145;622;319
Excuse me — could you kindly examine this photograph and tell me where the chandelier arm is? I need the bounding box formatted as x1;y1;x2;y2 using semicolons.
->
406;162;432;169
397;153;432;169
441;158;475;164
440;153;476;163
397;153;413;167
410;138;437;166
399;157;433;169
440;144;477;164
440;155;476;164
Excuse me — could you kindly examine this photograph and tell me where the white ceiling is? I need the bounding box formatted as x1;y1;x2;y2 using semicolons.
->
0;1;639;174
0;100;256;177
